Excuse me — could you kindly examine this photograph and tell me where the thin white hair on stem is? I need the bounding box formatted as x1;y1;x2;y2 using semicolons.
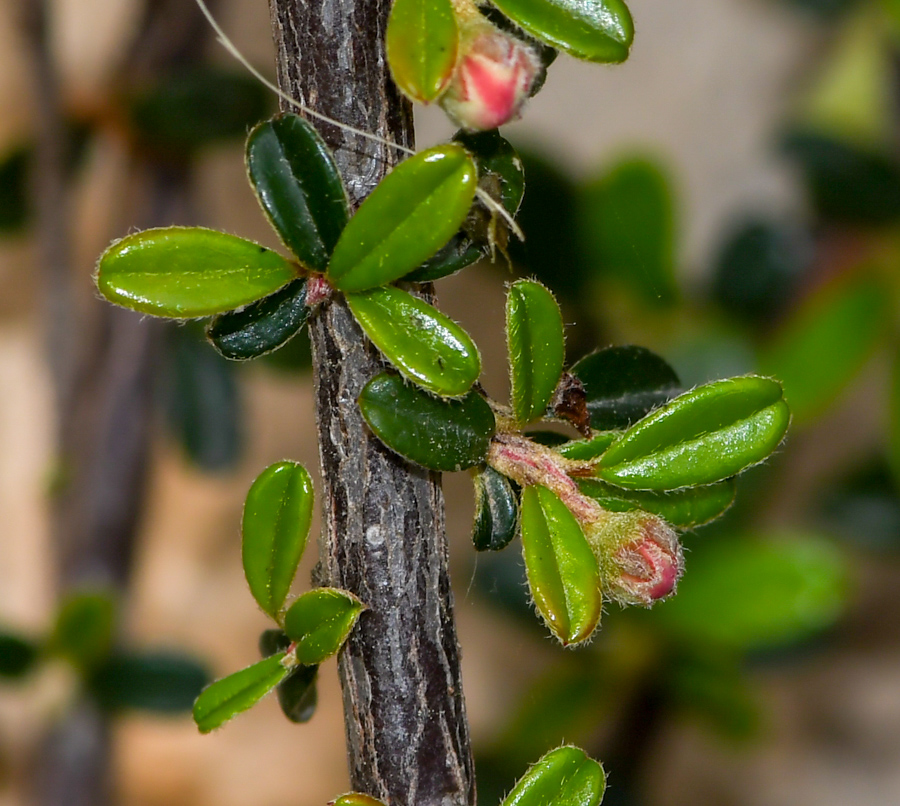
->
476;188;525;242
193;0;415;157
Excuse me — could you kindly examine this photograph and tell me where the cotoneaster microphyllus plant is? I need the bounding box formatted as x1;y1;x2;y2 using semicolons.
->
92;0;790;803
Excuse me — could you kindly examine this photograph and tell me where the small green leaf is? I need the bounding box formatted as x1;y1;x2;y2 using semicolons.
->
0;631;40;679
192;654;289;733
332;795;388;806
502;746;606;806
347;286;481;397
206;278;309;361
571;345;681;430
488;0;633;63
258;628;292;658
276;664;319;723
327;145;478;292
386;0;459;103
555;432;619;461
577;478;736;528
283;588;365;666
96;227;298;318
246;115;349;271
473;466;519;551
520;486;602;646
50;591;116;671
596;376;790;490
90;651;210;714
507;280;566;424
455;129;526;217
359;373;495;471
242;462;315;620
402;232;486;282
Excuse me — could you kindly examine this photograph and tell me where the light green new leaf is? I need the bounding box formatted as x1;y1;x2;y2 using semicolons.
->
327;145;477;292
192;654;289;733
283;588;365;666
242;462;314;620
502;746;606;806
507;280;566;424
96;227;298;318
387;0;459;103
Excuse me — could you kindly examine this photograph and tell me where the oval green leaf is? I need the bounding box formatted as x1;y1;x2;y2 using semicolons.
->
327;145;477;292
242;461;315;620
472;466;519;551
206;278;309;361
277;664;318;723
192;654;289;733
347;286;481;397
520;486;602;646
283;588;365;666
246;115;349;270
455;129;526;217
502;746;606;806
386;0;459;103
596;376;790;490
488;0;633;63
402;231;486;282
507;280;566;424
359;373;495;471
96;227;298;318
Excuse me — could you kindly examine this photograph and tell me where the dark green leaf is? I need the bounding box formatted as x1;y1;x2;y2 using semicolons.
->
473;466;519;551
0;631;40;679
276;664;319;723
96;227;298;318
347;286;481;397
328;145;477;292
206;278;309;361
501;746;606;806
246;115;349;271
571;345;681;430
359;373;495;471
0;145;30;233
283;588;365;666
242;461;314;621
258;628;292;659
402;232;486;282
455;129;526;217
50;591;116;671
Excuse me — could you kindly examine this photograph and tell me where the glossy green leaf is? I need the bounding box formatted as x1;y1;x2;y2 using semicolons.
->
502;746;606;806
90;651;210;714
555;432;619;461
571;345;680;430
507;280;566;424
242;461;314;620
596;376;790;490
332;795;387;806
455;129;526;217
206;278;309;361
760;272;890;422
327;145;477;291
656;534;848;651
50;591;116;671
96;227;298;318
192;654;289;733
359;373;495;471
283;588;365;666
488;0;633;63
577;478;736;528
386;0;458;103
473;466;519;551
246;115;349;271
0;631;39;679
402;232;486;282
276;664;319;723
520;486;602;645
347;286;481;397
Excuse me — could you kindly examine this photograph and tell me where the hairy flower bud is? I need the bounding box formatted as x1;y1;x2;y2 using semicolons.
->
586;511;684;606
440;23;540;131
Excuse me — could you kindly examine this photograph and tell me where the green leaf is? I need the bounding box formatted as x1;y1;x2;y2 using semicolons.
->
520;486;602;646
283;588;365;666
580;156;677;305
242;461;315;621
488;0;633;63
332;796;388;806
386;0;459;103
0;631;40;679
577;478;736;529
192;654;289;733
501;746;606;806
246;115;349;271
656;534;848;651
455;129;526;217
473;466;519;551
571;345;680;431
359;373;495;471
327;145;477;292
507;280;566;424
347;286;481;397
555;432;619;460
50;591;116;671
402;232;486;283
96;227;299;318
90;651;210;714
760;272;890;423
276;664;319;723
206;278;309;361
595;376;790;490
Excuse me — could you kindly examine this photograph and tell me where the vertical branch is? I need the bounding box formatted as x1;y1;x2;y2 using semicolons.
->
267;2;476;805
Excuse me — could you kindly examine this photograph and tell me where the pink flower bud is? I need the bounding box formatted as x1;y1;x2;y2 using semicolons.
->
440;25;540;131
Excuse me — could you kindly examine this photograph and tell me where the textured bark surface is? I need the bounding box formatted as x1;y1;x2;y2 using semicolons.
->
267;3;476;805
